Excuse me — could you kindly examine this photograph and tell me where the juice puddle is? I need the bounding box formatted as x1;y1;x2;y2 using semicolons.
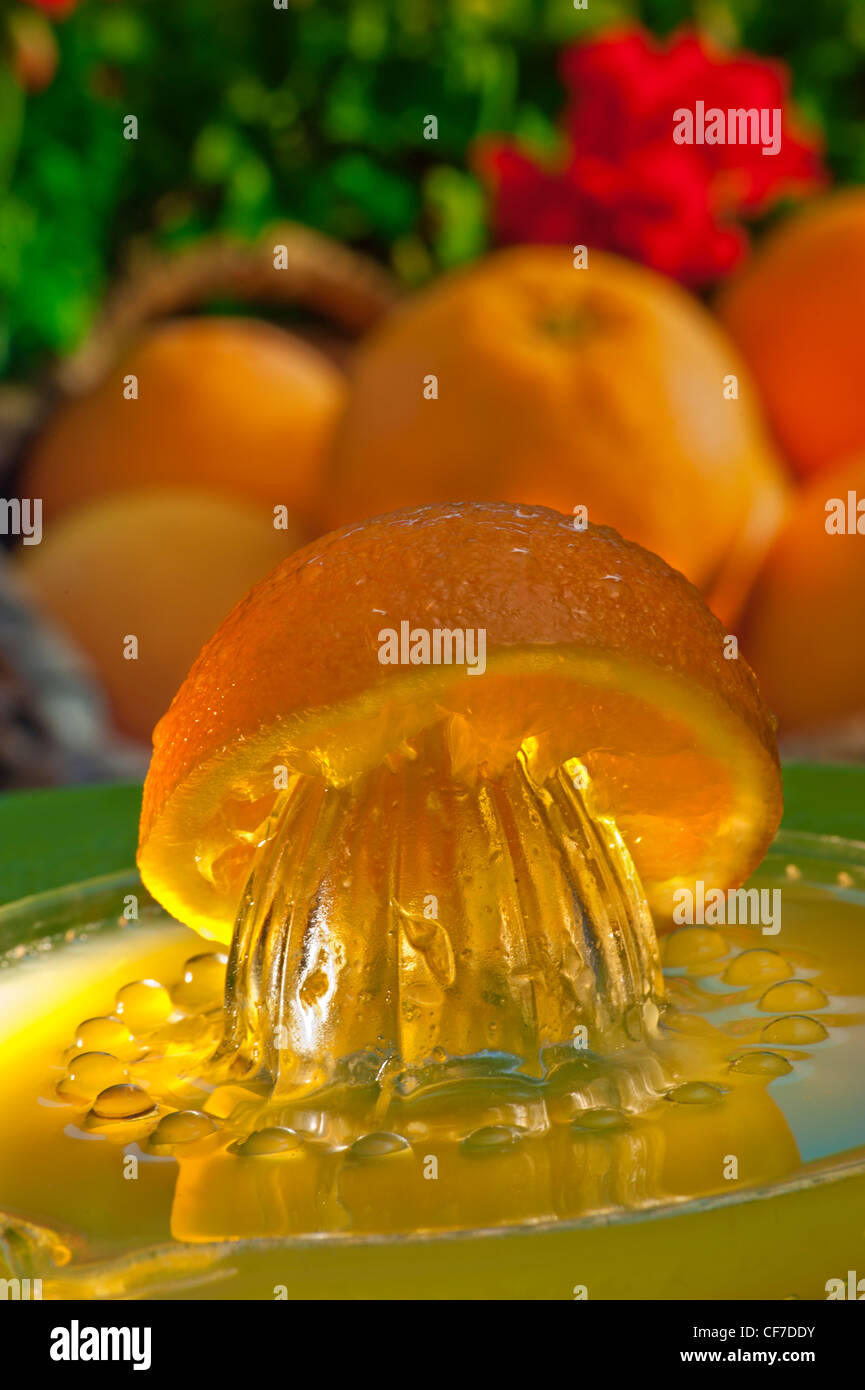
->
1;838;865;1300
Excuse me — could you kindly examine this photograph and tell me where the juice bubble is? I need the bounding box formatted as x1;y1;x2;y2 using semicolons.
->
115;979;173;1030
758;980;828;1013
571;1108;630;1132
665;1082;724;1106
761;1014;828;1044
74;1017;136;1058
90;1083;155;1120
722;949;792;986
172;953;228;1013
233;1127;304;1157
729;1050;793;1077
299;969;329;1006
347;1132;411;1161
57;1052;129;1101
462;1125;525;1153
660;1009;719;1037
663;928;727;967
149;1110;217;1146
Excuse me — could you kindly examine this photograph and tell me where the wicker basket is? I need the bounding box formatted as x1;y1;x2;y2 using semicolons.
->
0;226;399;788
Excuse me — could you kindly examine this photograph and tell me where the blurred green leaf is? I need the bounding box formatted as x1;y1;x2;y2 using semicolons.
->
782;763;865;843
330;151;420;236
0;66;24;190
0;784;142;908
424;164;488;266
192;123;245;183
93;8;153;64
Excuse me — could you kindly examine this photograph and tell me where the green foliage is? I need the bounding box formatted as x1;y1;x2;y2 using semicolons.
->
1;0;864;378
0;782;141;907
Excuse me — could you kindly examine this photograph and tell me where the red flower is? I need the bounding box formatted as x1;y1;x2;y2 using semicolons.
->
22;0;78;18
10;10;60;92
477;27;826;286
480;141;745;286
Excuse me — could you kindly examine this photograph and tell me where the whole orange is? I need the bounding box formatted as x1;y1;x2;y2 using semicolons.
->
17;489;302;743
24;317;345;526
719;192;865;480
739;453;865;730
325;247;788;623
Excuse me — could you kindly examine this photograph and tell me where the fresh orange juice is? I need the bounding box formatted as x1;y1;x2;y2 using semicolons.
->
1;827;864;1301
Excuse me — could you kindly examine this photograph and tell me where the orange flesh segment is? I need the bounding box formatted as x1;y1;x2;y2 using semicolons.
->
140;644;779;945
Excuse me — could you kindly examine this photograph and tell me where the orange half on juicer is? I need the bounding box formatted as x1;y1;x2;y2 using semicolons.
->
138;501;782;1102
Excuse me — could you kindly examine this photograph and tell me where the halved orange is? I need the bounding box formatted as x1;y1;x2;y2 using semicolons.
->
138;503;782;943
